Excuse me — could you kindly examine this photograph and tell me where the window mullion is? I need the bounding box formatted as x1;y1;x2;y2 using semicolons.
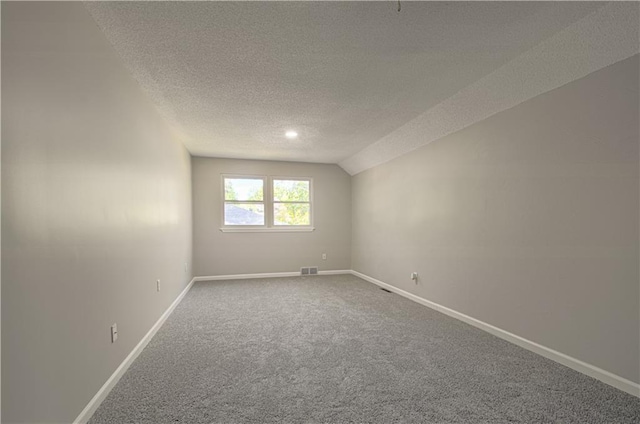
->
266;177;273;228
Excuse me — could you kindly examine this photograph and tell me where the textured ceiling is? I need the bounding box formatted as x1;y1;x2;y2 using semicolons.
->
340;2;640;174
86;2;609;168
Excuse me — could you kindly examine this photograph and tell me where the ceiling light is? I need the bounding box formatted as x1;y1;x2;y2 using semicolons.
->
285;130;298;139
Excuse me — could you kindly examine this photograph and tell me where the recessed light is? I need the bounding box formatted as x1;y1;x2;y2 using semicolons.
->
285;130;298;139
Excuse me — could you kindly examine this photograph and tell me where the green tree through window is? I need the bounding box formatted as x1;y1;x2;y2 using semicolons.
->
273;180;310;226
222;176;312;228
224;180;238;200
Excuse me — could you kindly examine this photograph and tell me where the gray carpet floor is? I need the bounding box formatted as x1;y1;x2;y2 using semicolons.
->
89;275;640;423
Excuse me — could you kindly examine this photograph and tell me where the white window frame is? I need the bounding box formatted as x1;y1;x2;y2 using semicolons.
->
221;174;267;230
220;174;314;233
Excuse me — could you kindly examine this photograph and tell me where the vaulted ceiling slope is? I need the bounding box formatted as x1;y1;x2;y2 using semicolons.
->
85;2;639;175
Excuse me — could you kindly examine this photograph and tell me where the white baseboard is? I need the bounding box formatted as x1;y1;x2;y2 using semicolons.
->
350;270;640;398
193;270;351;282
194;272;298;281
73;269;638;424
73;277;197;424
318;269;352;275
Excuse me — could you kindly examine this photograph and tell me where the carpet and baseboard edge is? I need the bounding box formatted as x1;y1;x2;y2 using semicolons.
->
75;271;350;423
76;269;639;423
193;270;351;281
193;269;639;397
73;277;197;424
349;270;640;398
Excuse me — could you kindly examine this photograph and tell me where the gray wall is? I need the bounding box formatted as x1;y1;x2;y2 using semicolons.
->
352;55;640;384
192;157;351;276
2;3;193;423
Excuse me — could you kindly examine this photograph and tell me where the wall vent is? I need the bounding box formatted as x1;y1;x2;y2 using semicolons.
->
301;267;319;276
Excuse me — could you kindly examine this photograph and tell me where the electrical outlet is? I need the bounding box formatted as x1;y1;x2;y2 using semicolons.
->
111;324;118;343
322;253;327;260
156;279;161;292
411;272;418;283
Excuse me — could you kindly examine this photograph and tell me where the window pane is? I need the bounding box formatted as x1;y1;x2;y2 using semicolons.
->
224;203;265;225
274;203;310;226
224;178;263;201
273;179;309;202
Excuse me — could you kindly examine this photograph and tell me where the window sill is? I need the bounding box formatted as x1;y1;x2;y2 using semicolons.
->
219;227;315;233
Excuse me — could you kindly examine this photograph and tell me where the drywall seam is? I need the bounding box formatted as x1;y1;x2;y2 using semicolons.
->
73;277;197;424
350;270;640;398
339;2;640;175
193;270;352;282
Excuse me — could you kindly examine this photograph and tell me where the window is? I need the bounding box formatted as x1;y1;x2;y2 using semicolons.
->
223;177;265;226
273;179;311;226
222;175;313;232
